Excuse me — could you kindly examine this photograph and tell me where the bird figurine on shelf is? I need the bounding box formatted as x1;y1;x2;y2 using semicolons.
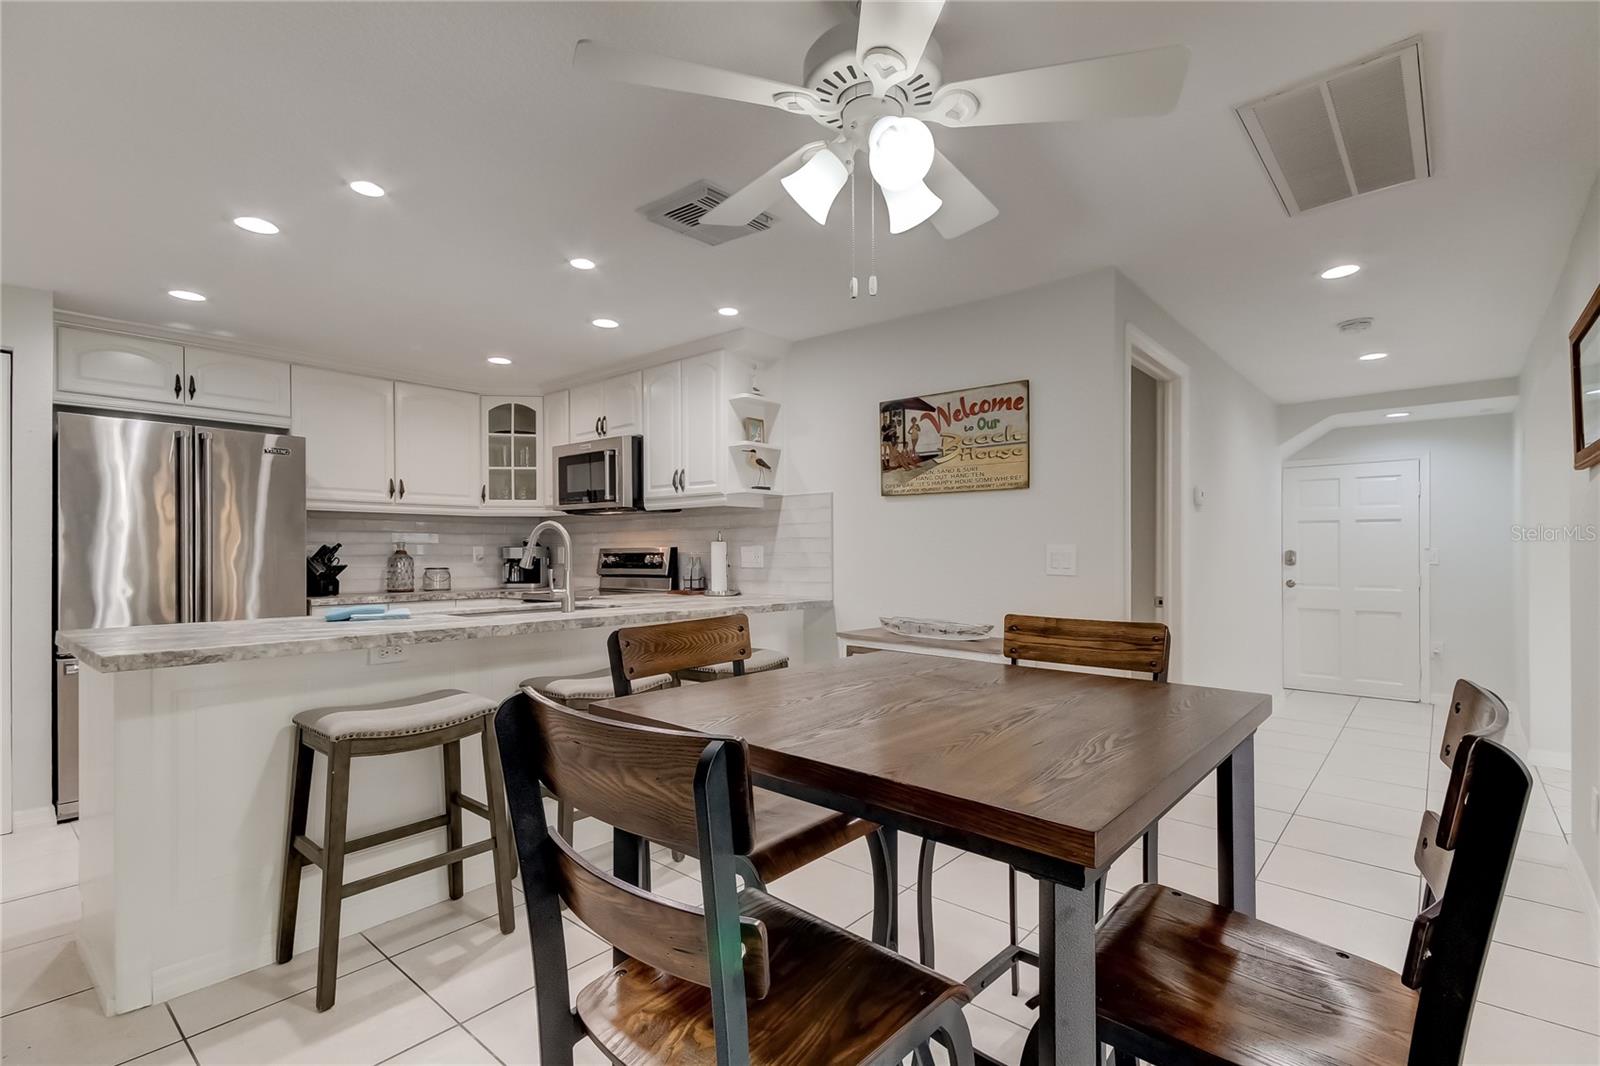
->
744;450;774;490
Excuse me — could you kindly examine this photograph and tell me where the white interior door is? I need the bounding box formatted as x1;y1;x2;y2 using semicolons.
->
1283;459;1421;700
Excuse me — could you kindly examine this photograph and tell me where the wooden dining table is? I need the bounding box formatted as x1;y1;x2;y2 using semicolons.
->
591;650;1272;1065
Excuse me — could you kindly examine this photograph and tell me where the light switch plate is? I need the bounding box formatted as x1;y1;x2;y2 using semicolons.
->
1045;544;1077;576
473;546;485;564
740;545;764;569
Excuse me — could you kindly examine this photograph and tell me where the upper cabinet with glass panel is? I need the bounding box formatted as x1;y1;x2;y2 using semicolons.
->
481;396;543;505
1571;284;1600;470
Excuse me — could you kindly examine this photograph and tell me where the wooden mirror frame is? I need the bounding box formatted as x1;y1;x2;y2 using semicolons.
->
1572;282;1600;470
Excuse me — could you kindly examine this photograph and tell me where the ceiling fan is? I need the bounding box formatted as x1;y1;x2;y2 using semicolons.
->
574;1;1189;239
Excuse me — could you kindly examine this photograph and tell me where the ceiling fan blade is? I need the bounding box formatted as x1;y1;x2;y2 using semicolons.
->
856;0;945;90
701;142;828;227
925;151;998;238
573;39;810;112
927;44;1189;127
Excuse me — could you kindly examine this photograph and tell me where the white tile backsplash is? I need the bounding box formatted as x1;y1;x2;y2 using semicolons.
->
308;494;832;598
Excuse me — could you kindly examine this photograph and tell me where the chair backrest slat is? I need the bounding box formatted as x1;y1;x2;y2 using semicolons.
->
1002;614;1171;680
1435;679;1511;847
610;614;752;694
551;831;770;997
529;689;754;857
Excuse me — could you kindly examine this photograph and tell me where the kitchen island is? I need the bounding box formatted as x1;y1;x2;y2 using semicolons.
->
55;592;829;1014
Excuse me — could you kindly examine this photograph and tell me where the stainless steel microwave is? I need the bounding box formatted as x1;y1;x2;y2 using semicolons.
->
553;435;645;513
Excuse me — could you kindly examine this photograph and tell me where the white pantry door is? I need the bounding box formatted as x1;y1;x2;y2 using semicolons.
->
1283;460;1421;700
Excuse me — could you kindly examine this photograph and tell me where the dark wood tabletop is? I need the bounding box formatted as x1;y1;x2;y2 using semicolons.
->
592;651;1272;872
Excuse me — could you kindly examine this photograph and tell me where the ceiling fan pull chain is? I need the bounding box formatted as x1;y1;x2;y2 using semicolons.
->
869;181;879;297
849;164;859;299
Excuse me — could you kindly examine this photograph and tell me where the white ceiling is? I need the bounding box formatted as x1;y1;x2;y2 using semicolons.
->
3;2;1595;402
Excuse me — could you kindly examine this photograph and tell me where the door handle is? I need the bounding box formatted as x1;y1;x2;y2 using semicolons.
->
398;478;406;500
1285;579;1296;588
196;432;213;621
174;373;183;399
388;477;395;499
481;484;487;503
188;374;196;400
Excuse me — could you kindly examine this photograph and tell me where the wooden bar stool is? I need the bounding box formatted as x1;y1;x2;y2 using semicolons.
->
916;614;1171;991
275;689;518;1012
493;688;975;1066
675;646;789;681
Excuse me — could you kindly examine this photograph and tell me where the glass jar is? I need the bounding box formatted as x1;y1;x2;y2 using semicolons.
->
422;567;451;591
385;544;415;592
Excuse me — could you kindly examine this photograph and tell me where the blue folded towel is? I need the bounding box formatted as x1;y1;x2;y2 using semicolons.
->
325;605;411;622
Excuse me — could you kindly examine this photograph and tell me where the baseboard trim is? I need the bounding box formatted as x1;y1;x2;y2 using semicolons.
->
1565;843;1600;946
7;806;60;833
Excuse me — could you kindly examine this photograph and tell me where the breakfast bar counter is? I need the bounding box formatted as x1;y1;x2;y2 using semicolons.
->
61;593;829;1015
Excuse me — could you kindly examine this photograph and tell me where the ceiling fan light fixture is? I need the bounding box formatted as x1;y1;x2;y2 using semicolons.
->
780;147;849;225
868;116;935;190
882;180;942;234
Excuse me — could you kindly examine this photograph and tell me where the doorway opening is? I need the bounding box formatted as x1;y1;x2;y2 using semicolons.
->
1125;326;1187;676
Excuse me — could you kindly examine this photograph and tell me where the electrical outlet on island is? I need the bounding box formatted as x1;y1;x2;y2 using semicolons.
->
369;646;409;666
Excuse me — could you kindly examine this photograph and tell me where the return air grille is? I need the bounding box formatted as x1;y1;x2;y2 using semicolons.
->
1238;38;1430;216
640;181;776;246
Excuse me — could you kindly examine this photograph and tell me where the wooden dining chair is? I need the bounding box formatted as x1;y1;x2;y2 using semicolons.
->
915;614;1171;990
493;690;975;1066
1084;679;1526;1066
607;613;902;948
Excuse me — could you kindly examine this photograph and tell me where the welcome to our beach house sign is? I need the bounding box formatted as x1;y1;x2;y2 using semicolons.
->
879;380;1030;497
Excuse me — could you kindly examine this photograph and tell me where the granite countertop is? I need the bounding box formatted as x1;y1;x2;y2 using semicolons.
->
308;587;536;607
57;593;829;673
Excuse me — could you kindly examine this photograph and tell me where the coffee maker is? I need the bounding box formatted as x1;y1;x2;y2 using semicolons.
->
502;543;546;586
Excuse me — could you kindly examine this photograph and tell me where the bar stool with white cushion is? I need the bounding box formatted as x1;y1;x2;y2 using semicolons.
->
675;646;790;682
276;689;518;1012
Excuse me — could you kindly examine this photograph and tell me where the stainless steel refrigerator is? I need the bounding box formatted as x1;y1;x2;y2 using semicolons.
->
53;411;307;818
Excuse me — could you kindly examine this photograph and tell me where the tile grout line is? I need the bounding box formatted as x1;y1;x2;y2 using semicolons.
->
167;1002;201;1066
175;956;396;1041
1259;694;1363;879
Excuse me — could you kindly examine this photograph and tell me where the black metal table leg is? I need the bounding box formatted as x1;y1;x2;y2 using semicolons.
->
1216;735;1257;915
1034;877;1098;1065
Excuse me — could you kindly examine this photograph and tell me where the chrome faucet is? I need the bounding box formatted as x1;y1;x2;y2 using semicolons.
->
522;520;575;613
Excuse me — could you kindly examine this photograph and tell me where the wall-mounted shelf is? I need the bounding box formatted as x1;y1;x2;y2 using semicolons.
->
729;392;780;424
729;441;781;459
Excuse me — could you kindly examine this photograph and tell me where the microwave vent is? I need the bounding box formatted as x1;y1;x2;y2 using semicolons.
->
641;181;776;246
1238;38;1430;216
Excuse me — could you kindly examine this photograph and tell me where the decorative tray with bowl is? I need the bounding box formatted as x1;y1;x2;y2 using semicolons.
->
879;616;994;642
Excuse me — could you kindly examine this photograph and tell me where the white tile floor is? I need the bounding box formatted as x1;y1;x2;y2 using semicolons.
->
3;690;1597;1064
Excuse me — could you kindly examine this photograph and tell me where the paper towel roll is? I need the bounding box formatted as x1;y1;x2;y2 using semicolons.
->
709;540;729;594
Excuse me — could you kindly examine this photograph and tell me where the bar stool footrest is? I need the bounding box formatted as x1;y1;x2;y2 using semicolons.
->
342;838;496;898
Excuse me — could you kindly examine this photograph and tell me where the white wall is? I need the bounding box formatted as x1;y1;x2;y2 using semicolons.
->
1;284;56;820
779;268;1281;697
1291;416;1517;706
1513;175;1600;890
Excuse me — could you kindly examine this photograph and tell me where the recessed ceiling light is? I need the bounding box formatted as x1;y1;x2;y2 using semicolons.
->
1387;411;1411;418
1321;264;1361;280
232;216;279;235
591;318;619;329
1359;352;1389;362
348;180;386;198
717;306;740;317
168;289;206;302
487;356;512;365
569;257;596;270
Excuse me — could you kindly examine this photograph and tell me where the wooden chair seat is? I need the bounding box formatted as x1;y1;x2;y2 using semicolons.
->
576;887;968;1066
1096;884;1417;1065
749;790;876;884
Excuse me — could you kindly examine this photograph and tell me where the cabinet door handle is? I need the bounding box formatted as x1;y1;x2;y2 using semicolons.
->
174;373;183;399
187;374;196;400
388;477;395;499
481;484;487;503
398;478;406;500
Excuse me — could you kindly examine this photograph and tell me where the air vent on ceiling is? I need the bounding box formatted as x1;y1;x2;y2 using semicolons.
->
640;181;776;246
1238;37;1430;216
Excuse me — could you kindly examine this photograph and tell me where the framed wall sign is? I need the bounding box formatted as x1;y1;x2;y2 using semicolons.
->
880;379;1030;496
1572;282;1600;470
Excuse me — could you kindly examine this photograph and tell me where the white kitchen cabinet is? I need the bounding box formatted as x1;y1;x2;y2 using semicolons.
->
57;327;186;407
641;362;683;502
541;390;569;507
291;366;396;507
394;383;481;508
679;352;723;496
569;372;640;440
480;396;542;507
183;347;292;419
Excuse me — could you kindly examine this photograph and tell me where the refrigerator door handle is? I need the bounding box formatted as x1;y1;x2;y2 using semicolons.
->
175;430;194;622
196;431;213;622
